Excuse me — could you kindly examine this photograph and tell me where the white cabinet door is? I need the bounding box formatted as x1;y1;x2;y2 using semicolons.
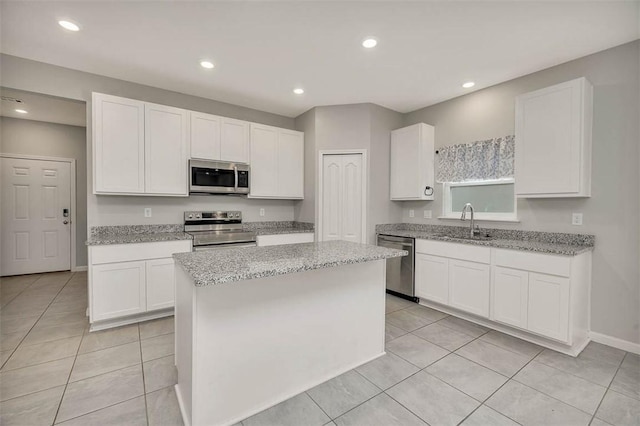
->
515;77;592;198
528;272;570;342
390;123;435;200
277;129;304;198
92;261;146;321
190;111;221;160
93;93;145;194
492;266;529;329
449;259;490;318
249;124;279;197
415;254;449;305
145;103;189;195
146;258;176;311
221;118;250;163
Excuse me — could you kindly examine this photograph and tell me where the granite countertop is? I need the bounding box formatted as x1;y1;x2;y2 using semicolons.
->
173;240;406;287
376;224;594;256
86;225;192;246
243;221;314;236
87;222;314;245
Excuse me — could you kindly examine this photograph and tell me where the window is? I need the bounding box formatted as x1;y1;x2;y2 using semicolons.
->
442;178;517;221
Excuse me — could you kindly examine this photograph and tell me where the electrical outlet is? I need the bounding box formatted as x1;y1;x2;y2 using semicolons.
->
572;213;583;225
259;208;265;217
144;208;152;218
423;210;432;219
409;209;415;218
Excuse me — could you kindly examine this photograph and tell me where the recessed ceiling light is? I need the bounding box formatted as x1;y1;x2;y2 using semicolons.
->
462;81;475;88
293;88;304;95
200;61;215;69
15;109;28;114
58;20;80;32
362;38;378;48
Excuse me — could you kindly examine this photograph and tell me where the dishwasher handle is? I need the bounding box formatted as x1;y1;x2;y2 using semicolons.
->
377;235;414;248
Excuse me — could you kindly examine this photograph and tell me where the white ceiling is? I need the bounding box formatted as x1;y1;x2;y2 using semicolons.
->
1;88;86;127
1;2;638;117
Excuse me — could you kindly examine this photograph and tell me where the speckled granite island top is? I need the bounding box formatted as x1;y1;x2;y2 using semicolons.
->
376;224;594;256
173;240;406;287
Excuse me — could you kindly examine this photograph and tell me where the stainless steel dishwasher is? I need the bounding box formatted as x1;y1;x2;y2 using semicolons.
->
377;234;417;302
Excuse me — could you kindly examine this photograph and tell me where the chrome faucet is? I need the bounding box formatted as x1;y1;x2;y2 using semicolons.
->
460;203;479;238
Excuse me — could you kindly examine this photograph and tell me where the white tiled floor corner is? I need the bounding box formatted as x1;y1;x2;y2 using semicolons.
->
1;275;638;426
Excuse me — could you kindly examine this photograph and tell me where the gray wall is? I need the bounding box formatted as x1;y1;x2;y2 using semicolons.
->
0;54;298;242
0;117;88;267
295;103;403;244
293;108;316;223
403;41;640;344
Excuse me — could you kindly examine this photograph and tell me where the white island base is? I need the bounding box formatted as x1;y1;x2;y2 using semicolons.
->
174;260;386;426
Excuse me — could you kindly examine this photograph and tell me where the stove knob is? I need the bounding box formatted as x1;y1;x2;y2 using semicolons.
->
196;214;201;218
188;214;193;219
235;213;240;218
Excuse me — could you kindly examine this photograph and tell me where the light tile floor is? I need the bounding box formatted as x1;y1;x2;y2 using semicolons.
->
1;273;638;426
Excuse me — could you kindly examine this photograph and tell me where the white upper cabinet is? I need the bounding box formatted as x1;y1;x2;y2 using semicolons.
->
390;123;435;200
515;77;593;198
145;103;189;195
93;93;188;196
190;111;222;160
249;123;304;199
190;114;250;163
93;93;145;194
221;118;250;163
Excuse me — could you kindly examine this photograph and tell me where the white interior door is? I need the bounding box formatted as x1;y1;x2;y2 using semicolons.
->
321;153;364;243
1;157;72;276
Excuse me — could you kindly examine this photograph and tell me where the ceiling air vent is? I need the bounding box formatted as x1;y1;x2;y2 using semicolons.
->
1;96;24;104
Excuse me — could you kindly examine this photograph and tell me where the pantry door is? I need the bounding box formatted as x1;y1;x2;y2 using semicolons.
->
319;151;366;244
1;156;72;276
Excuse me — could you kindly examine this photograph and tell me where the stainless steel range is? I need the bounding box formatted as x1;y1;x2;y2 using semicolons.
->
184;211;257;251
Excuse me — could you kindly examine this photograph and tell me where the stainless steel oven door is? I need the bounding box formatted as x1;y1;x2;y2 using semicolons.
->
193;242;257;252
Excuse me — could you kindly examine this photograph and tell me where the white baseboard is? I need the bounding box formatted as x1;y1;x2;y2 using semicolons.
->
590;331;640;355
72;266;88;272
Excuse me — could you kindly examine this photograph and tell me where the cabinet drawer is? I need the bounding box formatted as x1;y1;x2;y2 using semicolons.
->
91;240;192;264
257;233;314;247
493;249;571;277
416;239;490;264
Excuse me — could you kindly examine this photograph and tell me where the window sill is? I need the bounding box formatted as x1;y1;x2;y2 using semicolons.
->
437;216;521;223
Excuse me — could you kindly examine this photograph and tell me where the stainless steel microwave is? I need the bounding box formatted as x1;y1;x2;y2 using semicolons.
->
189;160;250;195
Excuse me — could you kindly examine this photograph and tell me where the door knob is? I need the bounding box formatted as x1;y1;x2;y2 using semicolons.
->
63;220;69;225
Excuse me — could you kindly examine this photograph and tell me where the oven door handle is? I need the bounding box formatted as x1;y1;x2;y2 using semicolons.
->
234;166;238;192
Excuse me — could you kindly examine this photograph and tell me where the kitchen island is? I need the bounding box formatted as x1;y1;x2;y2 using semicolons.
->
172;240;406;426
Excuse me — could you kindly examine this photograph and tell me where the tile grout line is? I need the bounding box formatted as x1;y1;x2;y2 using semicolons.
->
588;351;627;425
139;325;151;426
51;273;87;425
0;274;76;365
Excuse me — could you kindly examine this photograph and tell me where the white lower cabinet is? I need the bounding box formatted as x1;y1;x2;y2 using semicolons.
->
416;239;591;351
92;261;146;321
527;272;570;341
146;258;178;311
415;254;449;304
89;240;191;328
449;260;490;318
491;266;529;329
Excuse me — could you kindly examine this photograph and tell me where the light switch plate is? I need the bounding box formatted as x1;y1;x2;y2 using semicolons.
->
144;208;152;218
409;209;415;218
423;210;432;219
572;213;583;225
259;208;265;217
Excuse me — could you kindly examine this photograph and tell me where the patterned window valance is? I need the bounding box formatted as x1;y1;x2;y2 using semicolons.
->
436;135;515;183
